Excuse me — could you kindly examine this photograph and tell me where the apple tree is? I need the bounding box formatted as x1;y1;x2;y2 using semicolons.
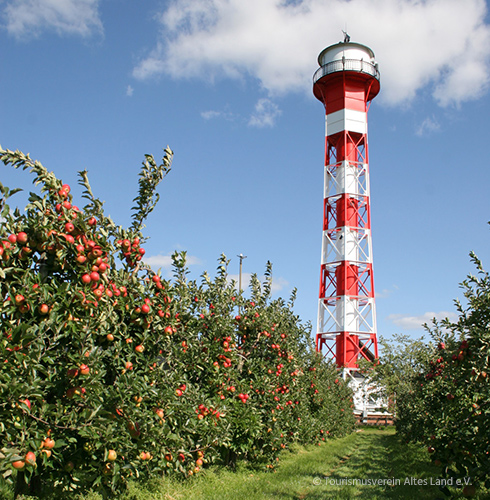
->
396;251;490;495
0;147;179;497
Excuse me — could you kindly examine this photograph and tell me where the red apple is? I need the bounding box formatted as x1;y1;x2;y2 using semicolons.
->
89;271;100;282
154;408;164;419
43;438;55;450
14;294;25;305
19;398;31;410
16;232;28;245
25;451;36;466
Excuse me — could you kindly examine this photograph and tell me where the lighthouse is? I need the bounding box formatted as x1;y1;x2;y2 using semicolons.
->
313;39;380;378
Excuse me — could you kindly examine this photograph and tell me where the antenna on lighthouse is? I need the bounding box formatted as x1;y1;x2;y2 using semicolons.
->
312;40;385;420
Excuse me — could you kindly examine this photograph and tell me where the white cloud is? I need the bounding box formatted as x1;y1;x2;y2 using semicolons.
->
3;0;103;39
227;272;252;290
201;110;223;120
126;85;134;97
143;254;174;270
133;0;490;107
201;100;281;126
388;311;459;330
416;116;441;136
376;285;399;299
132;41;167;80
248;98;281;128
143;253;202;274
201;108;235;121
270;276;289;294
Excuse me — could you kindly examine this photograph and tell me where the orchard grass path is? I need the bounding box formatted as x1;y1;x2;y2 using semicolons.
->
54;427;487;500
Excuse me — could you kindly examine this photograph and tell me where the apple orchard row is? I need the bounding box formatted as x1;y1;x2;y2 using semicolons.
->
395;258;490;495
0;147;355;497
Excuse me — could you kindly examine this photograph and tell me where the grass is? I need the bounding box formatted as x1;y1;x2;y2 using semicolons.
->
5;427;489;499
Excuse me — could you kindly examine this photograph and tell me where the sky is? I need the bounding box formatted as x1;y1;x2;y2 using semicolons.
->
1;0;490;348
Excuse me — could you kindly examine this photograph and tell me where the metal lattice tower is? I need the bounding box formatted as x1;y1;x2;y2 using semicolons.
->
313;40;380;374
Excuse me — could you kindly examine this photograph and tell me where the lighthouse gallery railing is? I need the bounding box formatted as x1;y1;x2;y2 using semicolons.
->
313;58;380;84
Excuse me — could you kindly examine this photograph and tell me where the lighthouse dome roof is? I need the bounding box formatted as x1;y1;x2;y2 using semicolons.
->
317;42;376;67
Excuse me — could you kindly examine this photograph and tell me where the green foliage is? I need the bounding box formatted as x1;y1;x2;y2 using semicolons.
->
0;147;354;498
130;149;173;234
393;249;490;495
362;333;432;415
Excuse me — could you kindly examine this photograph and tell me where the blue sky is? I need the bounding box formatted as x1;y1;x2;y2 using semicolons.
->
1;0;490;345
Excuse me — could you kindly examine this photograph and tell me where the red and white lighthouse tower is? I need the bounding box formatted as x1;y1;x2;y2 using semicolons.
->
313;39;380;375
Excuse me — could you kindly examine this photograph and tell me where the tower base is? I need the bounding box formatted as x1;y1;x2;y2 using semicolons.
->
342;369;393;425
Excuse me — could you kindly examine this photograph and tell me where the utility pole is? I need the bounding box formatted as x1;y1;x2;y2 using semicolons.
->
237;253;247;314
